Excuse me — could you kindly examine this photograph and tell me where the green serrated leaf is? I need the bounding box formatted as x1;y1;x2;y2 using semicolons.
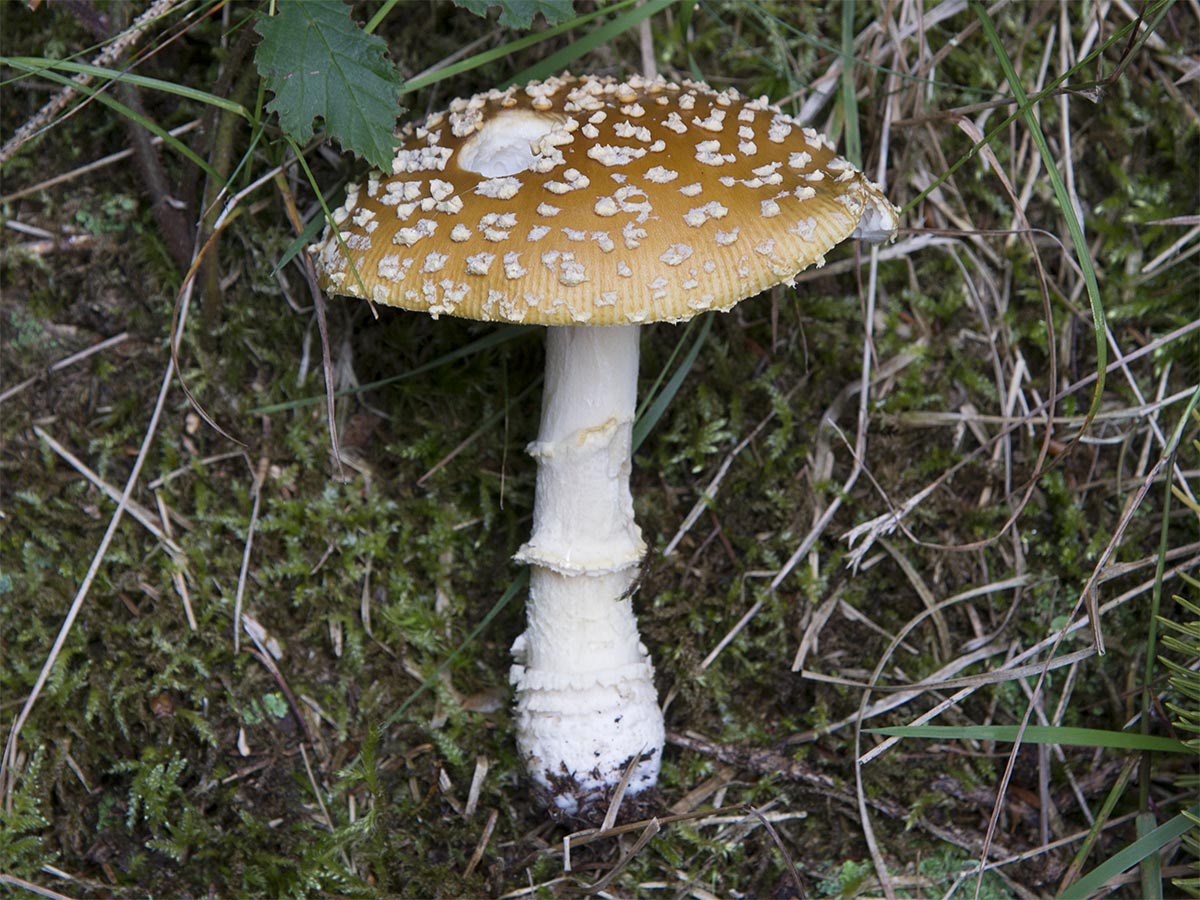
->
254;0;403;170
455;0;576;29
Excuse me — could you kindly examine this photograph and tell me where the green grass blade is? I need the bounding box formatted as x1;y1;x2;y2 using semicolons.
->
839;0;861;167
1142;389;1200;720
509;0;678;87
866;725;1192;754
1056;806;1200;900
2;61;217;180
400;0;640;94
635;317;694;425
251;325;533;414
382;570;528;730
1137;811;1165;900
633;313;713;453
363;0;403;34
2;56;250;118
1059;756;1139;892
970;1;1106;423
289;136;379;303
271;205;329;277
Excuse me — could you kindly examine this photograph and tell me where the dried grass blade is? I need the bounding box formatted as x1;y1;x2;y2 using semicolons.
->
31;425;181;555
233;457;269;654
584;817;661;893
381;571;528;731
969;1;1105;429
633;313;713;453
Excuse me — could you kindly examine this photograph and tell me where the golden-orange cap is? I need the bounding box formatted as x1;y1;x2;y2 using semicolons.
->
311;73;898;326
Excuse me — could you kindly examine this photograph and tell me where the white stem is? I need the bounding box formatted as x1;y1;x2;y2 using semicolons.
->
510;325;664;815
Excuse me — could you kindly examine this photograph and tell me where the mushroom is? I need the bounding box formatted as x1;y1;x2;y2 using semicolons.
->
310;73;898;817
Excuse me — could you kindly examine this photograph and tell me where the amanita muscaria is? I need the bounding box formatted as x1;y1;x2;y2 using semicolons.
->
311;73;898;817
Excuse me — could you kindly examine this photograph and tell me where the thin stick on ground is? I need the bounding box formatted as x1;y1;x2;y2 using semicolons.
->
153;488;196;631
463;807;499;879
233;456;269;654
30;424;183;555
0;332;130;405
0;121;201;205
0;873;79;900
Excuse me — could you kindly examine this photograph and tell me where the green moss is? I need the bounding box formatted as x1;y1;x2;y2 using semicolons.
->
817;859;874;898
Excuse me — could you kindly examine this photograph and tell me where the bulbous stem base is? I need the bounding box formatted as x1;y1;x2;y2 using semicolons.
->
510;325;664;816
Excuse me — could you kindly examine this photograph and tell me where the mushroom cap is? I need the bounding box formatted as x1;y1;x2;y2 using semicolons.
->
311;73;898;326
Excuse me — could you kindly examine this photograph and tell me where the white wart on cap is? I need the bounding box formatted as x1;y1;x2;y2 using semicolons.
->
312;73;898;324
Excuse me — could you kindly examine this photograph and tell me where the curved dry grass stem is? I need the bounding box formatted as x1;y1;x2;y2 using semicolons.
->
232;456;270;655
